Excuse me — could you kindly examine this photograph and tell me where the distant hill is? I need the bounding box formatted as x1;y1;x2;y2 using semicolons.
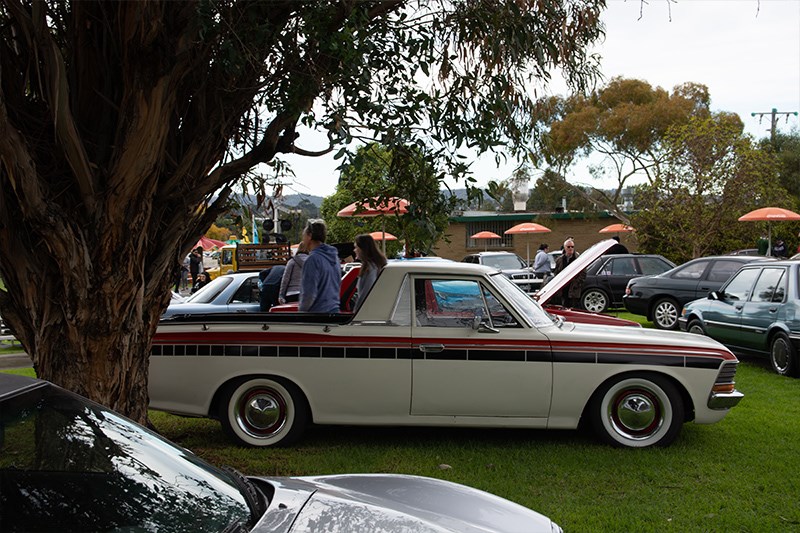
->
279;189;482;209
280;193;325;208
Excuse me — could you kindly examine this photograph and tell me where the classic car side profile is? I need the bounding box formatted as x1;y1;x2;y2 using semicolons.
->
152;242;743;450
0;373;562;533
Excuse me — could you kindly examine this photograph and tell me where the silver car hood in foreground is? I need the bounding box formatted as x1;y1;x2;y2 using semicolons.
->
534;239;616;306
252;474;561;533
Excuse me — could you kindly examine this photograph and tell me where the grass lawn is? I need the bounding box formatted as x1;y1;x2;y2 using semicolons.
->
6;312;800;531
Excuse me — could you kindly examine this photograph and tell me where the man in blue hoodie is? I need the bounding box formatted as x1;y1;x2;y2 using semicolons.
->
299;219;341;313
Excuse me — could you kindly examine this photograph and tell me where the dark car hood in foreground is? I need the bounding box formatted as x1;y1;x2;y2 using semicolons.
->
253;474;560;533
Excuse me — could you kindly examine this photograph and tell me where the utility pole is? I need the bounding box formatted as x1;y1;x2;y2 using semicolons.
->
751;108;799;145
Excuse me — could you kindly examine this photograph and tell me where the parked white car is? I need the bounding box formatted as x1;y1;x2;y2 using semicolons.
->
150;243;743;449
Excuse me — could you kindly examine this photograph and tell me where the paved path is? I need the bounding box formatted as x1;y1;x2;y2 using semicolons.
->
0;352;32;369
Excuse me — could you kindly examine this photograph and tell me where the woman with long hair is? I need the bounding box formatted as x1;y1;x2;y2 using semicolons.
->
354;234;388;303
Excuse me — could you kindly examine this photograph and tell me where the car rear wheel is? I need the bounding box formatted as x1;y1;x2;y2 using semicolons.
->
686;319;706;336
652;298;680;330
590;373;684;448
770;332;799;377
219;376;309;447
582;289;609;313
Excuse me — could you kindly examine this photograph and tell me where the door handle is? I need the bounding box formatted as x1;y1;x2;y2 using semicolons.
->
419;344;444;353
734;305;743;311
769;307;778;313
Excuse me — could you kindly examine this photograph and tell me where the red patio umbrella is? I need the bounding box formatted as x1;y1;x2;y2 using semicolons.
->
471;231;502;252
504;222;551;267
338;197;409;254
739;207;800;256
195;236;226;250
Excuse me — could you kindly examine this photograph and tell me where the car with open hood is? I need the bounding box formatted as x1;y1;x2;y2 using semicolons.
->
151;240;743;449
0;373;562;532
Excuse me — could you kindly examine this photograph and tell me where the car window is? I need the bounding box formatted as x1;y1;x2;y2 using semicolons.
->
184;276;233;304
638;257;672;276
722;268;760;301
751;268;786;303
231;276;260;303
610;257;637;276
412;278;519;328
672;260;709;280
414;278;487;328
707;260;748;283
482;255;525;270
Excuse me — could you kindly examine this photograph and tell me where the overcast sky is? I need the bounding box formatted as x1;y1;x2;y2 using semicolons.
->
278;0;800;199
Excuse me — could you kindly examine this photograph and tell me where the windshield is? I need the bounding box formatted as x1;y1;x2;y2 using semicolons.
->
184;276;234;304
483;255;525;270
490;273;555;327
0;384;252;532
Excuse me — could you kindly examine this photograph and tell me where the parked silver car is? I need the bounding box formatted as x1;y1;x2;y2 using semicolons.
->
0;373;562;532
163;272;261;317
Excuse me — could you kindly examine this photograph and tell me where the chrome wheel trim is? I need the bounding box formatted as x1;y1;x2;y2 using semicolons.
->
583;290;607;313
601;379;672;446
653;300;678;329
771;336;791;375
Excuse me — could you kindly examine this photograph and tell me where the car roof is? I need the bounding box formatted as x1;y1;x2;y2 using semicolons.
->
0;372;46;400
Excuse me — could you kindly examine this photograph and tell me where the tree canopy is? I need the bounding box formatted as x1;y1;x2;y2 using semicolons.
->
0;0;606;420
631;113;786;263
537;77;711;217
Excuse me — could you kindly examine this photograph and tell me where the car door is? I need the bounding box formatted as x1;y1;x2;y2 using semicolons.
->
703;268;761;346
604;256;638;303
664;259;713;305
701;259;749;296
226;275;262;313
738;267;787;352
409;275;552;418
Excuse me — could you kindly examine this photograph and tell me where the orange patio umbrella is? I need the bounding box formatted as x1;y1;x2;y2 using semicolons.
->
739;207;800;256
599;223;635;234
471;231;502;252
504;222;551;267
369;231;397;241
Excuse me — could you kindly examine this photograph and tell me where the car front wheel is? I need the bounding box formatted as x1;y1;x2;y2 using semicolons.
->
219;376;309;447
582;289;609;313
590;373;684;448
652;298;680;330
770;332;799;377
686;319;706;335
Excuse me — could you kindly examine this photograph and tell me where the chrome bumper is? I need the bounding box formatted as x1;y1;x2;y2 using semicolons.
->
708;390;744;410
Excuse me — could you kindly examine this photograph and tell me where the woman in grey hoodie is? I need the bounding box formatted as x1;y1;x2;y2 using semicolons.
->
278;243;308;304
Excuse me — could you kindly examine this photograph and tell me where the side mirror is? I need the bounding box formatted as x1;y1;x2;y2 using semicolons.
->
709;291;720;300
472;310;499;333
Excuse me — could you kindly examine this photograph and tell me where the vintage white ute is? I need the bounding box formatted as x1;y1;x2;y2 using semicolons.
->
151;249;743;449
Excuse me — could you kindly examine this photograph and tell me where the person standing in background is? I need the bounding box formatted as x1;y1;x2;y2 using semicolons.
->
353;234;387;304
553;238;584;308
299;220;341;313
279;243;309;304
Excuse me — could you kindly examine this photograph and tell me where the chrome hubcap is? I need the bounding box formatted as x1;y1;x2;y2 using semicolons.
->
610;388;662;439
772;339;790;373
237;388;286;438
